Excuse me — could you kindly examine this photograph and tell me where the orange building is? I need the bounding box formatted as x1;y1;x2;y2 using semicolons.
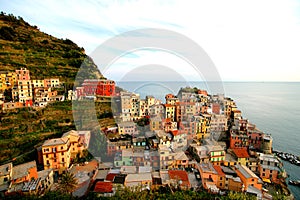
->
214;165;243;192
198;162;219;192
11;161;38;184
197;89;208;96
229;131;249;149
42;137;71;173
213;165;225;189
235;164;262;191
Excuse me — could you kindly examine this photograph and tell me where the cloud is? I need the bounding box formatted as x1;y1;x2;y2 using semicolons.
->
1;0;300;81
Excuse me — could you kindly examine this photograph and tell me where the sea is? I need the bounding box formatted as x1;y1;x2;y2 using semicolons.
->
116;81;300;199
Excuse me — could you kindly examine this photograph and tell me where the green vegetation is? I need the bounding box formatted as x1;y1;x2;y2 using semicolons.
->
0;12;102;85
4;186;258;200
59;171;78;194
0;101;75;165
0;13;117;165
0;100;115;165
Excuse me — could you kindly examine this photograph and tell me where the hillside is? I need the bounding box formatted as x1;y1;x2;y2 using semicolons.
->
0;100;116;165
0;13;115;165
0;12;102;85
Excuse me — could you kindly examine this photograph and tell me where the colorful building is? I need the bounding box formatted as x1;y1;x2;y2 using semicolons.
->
32;80;45;88
0;71;17;93
15;80;33;104
117;121;138;136
41;137;71;172
11;161;38;184
235;164;262;191
124;173;152;189
164;104;175;121
258;153;286;184
231;148;250;166
15;68;30;81
82;79;115;97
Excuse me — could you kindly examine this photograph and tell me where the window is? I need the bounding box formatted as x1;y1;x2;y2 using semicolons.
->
62;158;64;162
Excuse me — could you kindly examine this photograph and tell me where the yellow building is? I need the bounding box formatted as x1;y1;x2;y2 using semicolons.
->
0;71;17;93
193;114;211;140
61;130;82;159
150;116;162;131
164;104;175;121
50;78;60;87
42;137;71;173
32;80;45;88
16;80;33;103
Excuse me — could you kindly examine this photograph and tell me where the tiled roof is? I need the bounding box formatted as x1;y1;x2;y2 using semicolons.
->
62;130;79;138
235;164;258;179
37;169;52;180
174;151;188;161
198;163;217;174
12;161;36;180
232;148;250;158
171;130;179;136
213;165;225;176
42;137;68;146
93;181;113;193
125;173;152;182
168;170;190;187
106;173;118;181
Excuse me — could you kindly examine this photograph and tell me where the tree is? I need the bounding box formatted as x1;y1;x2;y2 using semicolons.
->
58;171;78;194
4;88;13;102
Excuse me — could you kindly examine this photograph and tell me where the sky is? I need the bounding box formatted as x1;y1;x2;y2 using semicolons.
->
1;0;300;82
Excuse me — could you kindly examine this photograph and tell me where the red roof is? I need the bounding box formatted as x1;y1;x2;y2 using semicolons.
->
168;170;190;187
106;173;118;181
93;181;113;193
232;148;250;158
171;130;179;136
163;118;172;123
213;165;225;176
233;110;241;113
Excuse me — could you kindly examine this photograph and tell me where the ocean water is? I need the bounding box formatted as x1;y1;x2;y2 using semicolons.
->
117;81;300;199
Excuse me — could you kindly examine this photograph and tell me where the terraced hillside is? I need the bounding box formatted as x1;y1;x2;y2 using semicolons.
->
0;12;102;85
0;13;115;165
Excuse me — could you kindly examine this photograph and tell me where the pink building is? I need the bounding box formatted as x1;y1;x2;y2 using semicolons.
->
15;68;30;80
